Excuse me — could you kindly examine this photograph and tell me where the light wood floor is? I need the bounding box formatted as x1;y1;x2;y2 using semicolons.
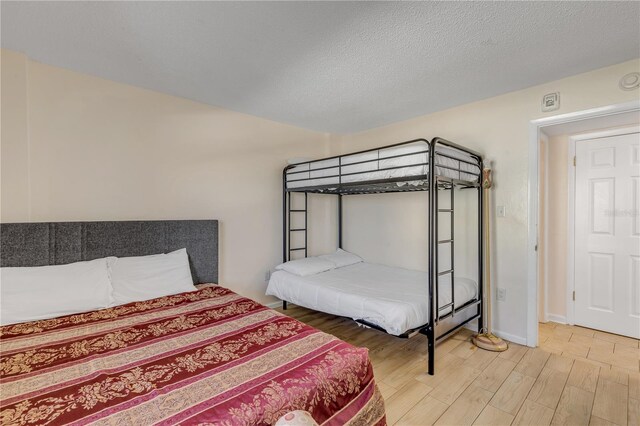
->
278;305;640;426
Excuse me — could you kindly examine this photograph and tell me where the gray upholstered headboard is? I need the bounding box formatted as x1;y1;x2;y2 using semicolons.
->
0;220;218;283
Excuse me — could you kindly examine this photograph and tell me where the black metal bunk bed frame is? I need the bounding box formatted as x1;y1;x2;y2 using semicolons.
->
281;137;484;375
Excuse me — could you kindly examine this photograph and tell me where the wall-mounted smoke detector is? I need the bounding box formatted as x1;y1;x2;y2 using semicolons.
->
619;72;640;91
541;92;560;112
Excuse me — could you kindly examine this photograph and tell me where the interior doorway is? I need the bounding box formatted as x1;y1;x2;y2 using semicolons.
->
574;129;639;338
528;101;640;346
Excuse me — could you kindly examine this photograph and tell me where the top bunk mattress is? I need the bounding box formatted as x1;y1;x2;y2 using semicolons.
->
286;141;480;190
266;262;478;336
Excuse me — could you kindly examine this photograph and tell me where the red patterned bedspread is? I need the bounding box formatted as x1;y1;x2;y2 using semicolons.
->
0;285;385;425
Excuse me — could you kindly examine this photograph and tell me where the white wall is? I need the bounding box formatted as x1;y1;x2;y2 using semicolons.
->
0;49;334;303
329;59;640;343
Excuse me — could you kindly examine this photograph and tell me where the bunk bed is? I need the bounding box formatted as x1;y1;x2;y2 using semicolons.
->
275;137;484;375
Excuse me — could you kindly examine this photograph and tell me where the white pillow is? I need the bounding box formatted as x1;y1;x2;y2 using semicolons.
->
320;249;363;268
108;248;196;305
0;258;113;326
275;257;336;277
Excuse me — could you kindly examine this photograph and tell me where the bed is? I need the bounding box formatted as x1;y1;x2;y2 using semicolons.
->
282;138;484;375
0;221;386;426
266;262;478;337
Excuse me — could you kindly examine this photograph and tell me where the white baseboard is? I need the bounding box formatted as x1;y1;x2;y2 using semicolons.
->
545;314;567;325
265;301;282;309
266;302;528;346
492;329;528;346
464;321;528;346
463;320;480;334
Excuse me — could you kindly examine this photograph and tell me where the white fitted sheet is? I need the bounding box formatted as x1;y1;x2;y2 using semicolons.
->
266;262;478;336
286;142;479;189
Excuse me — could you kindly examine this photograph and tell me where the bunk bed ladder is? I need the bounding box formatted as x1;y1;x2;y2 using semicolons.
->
287;192;308;260
282;191;308;311
436;180;455;322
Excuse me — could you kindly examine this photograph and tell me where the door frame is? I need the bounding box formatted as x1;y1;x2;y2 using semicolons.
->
566;125;640;326
527;100;640;347
540;131;550;324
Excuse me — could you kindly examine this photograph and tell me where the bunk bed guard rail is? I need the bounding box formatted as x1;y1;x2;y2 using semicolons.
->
283;138;481;194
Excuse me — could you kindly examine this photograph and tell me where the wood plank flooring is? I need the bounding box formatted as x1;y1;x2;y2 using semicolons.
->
278;305;640;425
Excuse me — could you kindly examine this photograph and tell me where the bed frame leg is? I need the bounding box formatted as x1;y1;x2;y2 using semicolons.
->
427;326;435;375
282;301;288;310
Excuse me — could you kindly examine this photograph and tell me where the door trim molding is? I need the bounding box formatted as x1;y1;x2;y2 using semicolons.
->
541;131;550;324
567;136;576;326
567;125;640;326
528;100;640;347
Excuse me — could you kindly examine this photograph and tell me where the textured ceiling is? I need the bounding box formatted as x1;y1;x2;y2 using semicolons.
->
2;1;639;133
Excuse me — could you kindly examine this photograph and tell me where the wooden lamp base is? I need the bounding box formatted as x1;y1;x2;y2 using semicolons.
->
472;333;508;352
475;166;507;353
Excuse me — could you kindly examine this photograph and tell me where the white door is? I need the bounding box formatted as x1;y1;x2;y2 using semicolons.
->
574;132;640;338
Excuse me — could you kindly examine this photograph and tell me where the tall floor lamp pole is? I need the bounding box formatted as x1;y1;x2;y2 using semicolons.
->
472;162;508;352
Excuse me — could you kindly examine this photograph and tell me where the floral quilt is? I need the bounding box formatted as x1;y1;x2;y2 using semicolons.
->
0;285;385;425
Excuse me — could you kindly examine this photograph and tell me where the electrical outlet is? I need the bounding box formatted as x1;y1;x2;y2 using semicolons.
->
497;288;506;302
264;270;271;282
497;205;506;218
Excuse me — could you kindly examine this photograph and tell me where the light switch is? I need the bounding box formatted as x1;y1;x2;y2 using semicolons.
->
497;288;506;301
497;205;506;217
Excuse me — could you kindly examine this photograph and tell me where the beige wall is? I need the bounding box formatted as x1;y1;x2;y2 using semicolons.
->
538;133;548;322
544;134;570;321
328;59;640;342
0;49;334;303
1;50;30;220
2;47;639;342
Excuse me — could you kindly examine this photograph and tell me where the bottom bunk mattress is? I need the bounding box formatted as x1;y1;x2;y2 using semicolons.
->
266;262;478;336
0;285;385;426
